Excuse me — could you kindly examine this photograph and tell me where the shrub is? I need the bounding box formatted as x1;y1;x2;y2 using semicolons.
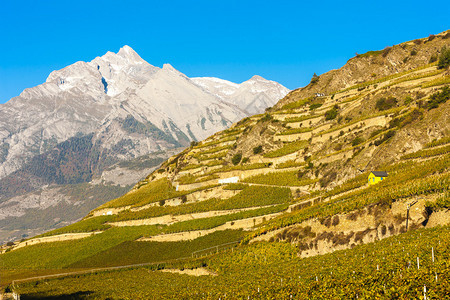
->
190;141;198;147
370;129;383;138
309;103;323;110
396;109;422;128
381;224;387;236
410;49;417;56
375;97;397;111
429;54;438;63
334;143;343;151
427;85;450;110
415;91;426;100
297;170;306;180
322;217;332;227
6;241;14;246
325;108;338;120
438;46;450;69
374;130;396;146
382;46;392;57
231;153;242;165
241;157;249;164
404;95;413;105
332;216;340;226
260;114;273;122
159;199;166;206
253;145;263;155
384;130;396;140
351;136;365;146
310;73;319;84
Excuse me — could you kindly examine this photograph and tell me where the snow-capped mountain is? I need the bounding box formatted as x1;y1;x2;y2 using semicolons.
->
0;45;290;242
191;75;290;115
0;46;289;181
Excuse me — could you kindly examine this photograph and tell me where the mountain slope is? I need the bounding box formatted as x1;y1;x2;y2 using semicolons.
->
0;46;288;243
1;30;449;298
0;46;289;182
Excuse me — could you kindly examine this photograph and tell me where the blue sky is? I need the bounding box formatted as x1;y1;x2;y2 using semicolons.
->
0;0;449;103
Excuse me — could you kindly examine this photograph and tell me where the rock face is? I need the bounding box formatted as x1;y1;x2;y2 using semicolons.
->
191;75;290;115
0;46;289;242
0;46;289;189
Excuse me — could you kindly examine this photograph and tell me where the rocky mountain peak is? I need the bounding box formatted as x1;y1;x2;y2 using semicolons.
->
0;44;291;244
248;75;265;81
162;63;184;75
117;45;146;64
161;63;188;76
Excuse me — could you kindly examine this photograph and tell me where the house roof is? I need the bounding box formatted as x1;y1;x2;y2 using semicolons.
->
370;171;388;177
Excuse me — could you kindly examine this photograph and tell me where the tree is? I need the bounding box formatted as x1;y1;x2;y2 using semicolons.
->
310;73;319;84
438;46;450;69
231;153;242;165
253;145;263;154
427;86;450;110
325;107;338;120
375;97;397;111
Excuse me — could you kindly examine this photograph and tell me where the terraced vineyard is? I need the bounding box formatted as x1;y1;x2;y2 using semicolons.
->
1;30;450;298
12;225;450;298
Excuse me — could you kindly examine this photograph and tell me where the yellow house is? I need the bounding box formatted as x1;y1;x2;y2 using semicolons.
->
368;171;388;185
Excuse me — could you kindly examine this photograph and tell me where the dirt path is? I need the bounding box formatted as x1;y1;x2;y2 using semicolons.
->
159;268;217;276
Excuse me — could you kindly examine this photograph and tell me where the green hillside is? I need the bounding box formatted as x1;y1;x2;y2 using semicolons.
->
1;30;450;299
11;225;450;299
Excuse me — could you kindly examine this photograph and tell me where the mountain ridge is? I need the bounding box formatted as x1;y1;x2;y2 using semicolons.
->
0;45;289;179
0;46;289;243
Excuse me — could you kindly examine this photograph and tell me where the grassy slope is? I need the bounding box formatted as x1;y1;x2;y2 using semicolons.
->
68;229;245;268
14;225;450;299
